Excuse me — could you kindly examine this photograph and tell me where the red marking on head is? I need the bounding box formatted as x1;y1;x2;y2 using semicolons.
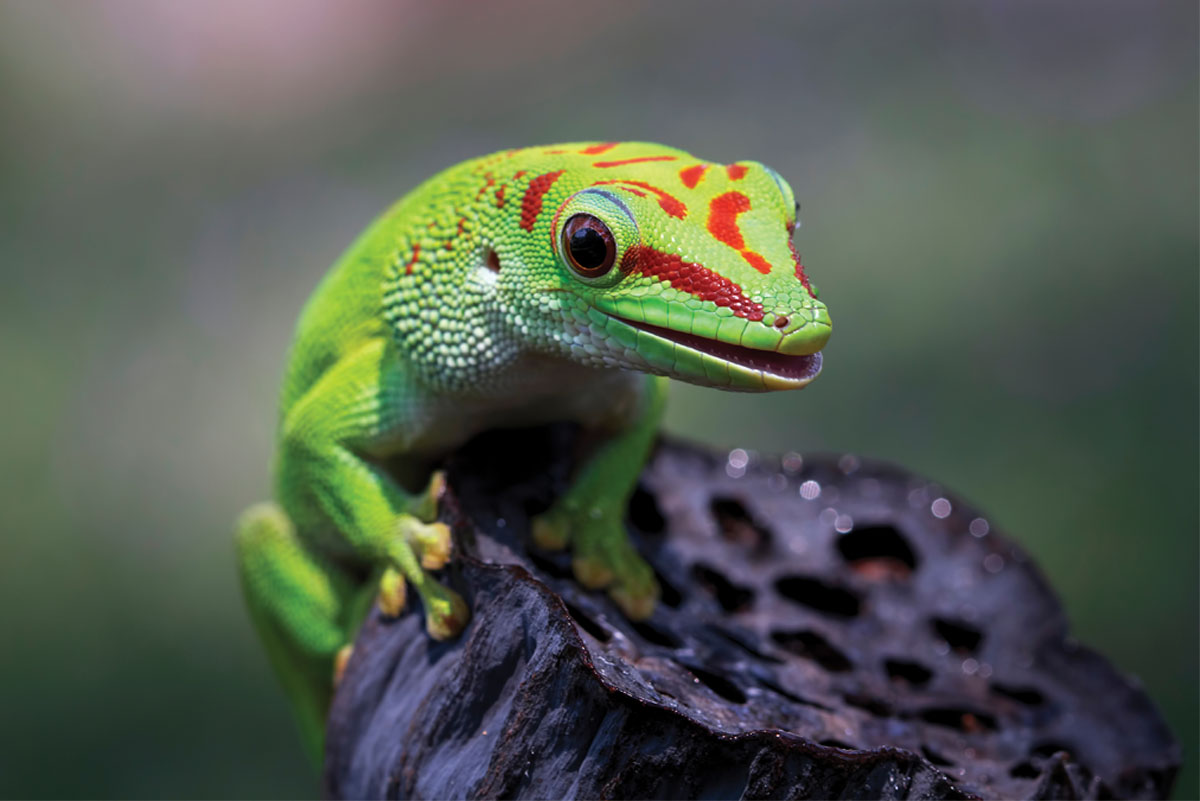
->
707;192;751;250
741;250;772;274
708;191;774;274
624;245;764;321
545;149;568;154
513;170;527;180
789;240;813;292
404;243;420;275
519;170;565;231
679;164;709;189
593;156;677;168
774;315;789;328
726;164;748;181
580;142;619;155
595;180;687;219
495;184;506;208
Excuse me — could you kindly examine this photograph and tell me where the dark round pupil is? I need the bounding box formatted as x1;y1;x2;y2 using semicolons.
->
569;227;608;270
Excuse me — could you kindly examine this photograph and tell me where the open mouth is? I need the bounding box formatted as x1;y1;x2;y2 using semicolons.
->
616;317;823;382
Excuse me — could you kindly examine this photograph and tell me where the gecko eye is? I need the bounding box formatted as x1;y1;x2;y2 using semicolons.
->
563;214;616;278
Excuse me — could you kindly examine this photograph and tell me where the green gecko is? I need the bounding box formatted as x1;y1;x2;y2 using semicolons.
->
235;142;831;761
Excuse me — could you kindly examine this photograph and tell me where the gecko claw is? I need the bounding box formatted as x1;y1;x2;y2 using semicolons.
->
377;566;407;617
424;586;470;640
333;644;354;688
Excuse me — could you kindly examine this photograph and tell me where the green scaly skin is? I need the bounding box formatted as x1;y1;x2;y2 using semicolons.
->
235;142;831;761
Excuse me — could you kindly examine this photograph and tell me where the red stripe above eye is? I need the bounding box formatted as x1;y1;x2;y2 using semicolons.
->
593;156;677;168
594;180;687;219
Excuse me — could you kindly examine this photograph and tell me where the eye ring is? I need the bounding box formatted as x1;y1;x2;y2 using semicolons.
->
562;214;616;278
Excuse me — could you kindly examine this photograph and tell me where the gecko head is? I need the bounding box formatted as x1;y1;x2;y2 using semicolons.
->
532;149;831;392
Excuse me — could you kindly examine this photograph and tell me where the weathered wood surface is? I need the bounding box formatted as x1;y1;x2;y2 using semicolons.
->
325;427;1178;799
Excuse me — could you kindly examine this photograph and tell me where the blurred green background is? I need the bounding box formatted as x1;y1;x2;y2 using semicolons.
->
0;1;1195;797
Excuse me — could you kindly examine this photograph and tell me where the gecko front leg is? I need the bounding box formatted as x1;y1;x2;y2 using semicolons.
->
531;374;666;619
279;336;469;640
237;339;460;764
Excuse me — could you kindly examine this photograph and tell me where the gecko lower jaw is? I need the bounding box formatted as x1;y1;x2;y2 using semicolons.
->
617;317;824;385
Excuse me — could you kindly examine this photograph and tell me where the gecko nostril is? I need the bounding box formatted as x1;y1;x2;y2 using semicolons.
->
774;316;789;329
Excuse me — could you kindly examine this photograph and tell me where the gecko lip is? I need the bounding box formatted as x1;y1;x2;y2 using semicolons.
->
616;317;823;383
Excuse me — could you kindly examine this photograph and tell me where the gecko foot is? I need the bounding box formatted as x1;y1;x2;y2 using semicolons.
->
534;507;659;621
574;530;658;621
411;521;452;570
422;584;470;640
382;515;468;639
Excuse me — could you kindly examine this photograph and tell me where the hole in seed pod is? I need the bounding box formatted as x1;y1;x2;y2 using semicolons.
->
884;658;933;687
932;617;984;653
632;619;682;649
843;692;893;717
710;497;771;550
691;563;755;612
628;485;666;534
522;492;554;518
836;524;918;580
918;706;997;733
755;676;833;711
991;682;1046;706
652;567;684;608
771;629;853;672
563;601;611;643
527;549;572;579
708;625;784;665
1009;761;1039;779
684;665;746;704
775;575;861;617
